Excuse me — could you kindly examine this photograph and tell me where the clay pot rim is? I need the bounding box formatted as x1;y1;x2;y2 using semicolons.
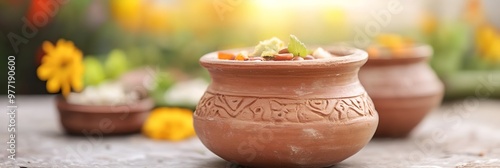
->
365;44;433;67
56;95;154;114
368;44;433;61
200;46;367;69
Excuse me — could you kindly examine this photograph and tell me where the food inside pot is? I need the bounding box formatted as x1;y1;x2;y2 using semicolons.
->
366;34;415;58
217;35;336;61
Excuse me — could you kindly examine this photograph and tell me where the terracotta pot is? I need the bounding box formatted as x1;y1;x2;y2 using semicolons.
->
56;96;154;135
195;47;378;168
359;45;444;138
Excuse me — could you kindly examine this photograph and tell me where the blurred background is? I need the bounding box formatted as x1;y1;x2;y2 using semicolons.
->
1;0;499;103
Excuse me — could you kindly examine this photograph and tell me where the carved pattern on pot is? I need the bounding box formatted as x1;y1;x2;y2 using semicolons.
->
195;92;376;123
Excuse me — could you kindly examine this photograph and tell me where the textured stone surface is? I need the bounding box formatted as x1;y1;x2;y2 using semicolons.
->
1;96;500;168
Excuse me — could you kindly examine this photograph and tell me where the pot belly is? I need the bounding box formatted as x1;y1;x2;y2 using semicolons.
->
360;63;444;137
371;93;443;137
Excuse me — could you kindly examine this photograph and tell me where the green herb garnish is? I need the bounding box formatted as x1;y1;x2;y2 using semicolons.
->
288;35;308;57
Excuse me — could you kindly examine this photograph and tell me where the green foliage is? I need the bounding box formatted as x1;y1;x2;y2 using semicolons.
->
83;56;106;86
155;73;175;91
150;72;175;107
105;49;129;79
428;22;471;78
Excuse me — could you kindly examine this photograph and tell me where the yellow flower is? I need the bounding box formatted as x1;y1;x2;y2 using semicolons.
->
142;107;195;141
110;0;172;34
476;25;500;62
110;0;143;32
485;38;500;62
420;12;437;35
37;39;84;97
476;25;495;54
143;3;172;34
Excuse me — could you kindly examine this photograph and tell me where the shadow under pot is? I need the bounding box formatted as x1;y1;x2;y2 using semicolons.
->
55;96;154;135
194;46;378;168
359;44;444;138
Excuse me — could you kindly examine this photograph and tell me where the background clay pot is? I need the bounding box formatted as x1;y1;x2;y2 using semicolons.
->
359;45;444;138
195;47;378;168
56;96;154;135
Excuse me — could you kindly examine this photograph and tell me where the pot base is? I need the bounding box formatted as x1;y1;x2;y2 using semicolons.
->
194;117;378;168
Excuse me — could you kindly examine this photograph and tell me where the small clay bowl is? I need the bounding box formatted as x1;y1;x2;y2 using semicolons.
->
56;96;154;135
359;44;444;137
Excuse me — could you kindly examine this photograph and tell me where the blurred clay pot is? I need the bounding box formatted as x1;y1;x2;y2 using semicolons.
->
359;45;444;138
194;47;378;168
56;96;154;135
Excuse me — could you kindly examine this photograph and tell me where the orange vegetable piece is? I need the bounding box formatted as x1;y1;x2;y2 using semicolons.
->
392;47;406;58
366;45;379;58
235;51;248;61
218;52;235;60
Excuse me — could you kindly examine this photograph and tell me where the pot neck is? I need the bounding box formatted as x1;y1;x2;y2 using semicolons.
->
200;47;369;98
206;68;365;98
